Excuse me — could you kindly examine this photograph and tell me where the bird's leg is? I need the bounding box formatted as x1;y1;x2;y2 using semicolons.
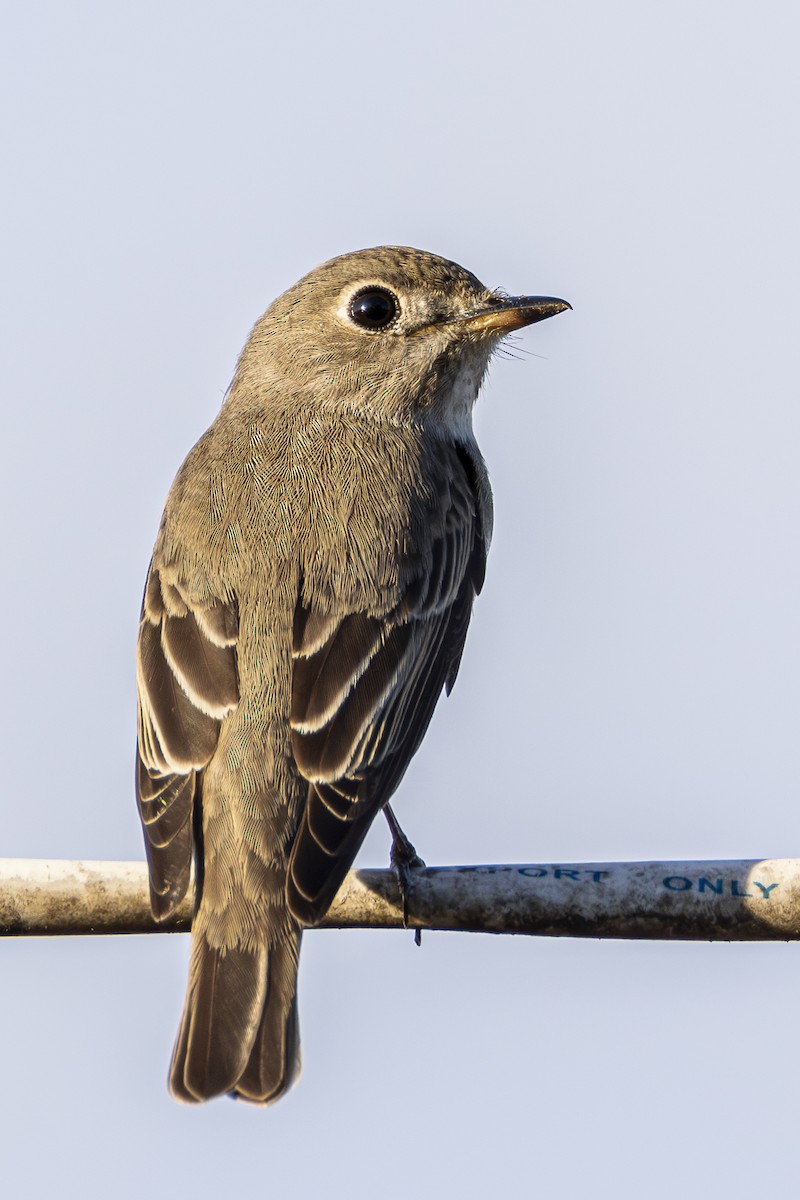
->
384;803;425;873
384;804;425;939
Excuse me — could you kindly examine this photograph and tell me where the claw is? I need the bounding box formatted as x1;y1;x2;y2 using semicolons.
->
384;803;425;941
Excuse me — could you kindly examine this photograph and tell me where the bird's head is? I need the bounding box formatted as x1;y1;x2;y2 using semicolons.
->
231;246;570;430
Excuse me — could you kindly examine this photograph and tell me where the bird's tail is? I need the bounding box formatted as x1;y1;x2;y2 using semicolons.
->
168;925;302;1104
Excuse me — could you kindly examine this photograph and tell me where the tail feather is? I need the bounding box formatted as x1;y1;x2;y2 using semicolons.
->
236;936;302;1103
169;930;301;1104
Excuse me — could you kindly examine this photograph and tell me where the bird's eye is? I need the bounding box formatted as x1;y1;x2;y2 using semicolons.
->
348;287;399;331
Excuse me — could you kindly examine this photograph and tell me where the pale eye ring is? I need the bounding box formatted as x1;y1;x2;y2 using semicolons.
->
348;287;399;331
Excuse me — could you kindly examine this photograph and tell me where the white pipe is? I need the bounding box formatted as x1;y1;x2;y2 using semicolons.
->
0;858;798;940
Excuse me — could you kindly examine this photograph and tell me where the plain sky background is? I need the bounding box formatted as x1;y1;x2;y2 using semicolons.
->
2;2;799;1196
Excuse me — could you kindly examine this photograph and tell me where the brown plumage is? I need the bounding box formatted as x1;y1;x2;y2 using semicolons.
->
135;246;569;1103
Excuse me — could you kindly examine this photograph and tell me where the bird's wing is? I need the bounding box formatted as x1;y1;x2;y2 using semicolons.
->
287;444;487;924
136;562;239;919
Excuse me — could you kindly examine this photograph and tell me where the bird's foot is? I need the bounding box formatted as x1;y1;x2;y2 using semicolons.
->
384;804;425;941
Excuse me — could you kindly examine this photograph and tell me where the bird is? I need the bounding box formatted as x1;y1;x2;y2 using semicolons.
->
135;245;570;1104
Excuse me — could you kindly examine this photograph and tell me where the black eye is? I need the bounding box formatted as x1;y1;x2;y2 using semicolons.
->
349;287;398;331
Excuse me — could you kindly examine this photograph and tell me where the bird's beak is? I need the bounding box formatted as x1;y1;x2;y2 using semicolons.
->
457;295;572;334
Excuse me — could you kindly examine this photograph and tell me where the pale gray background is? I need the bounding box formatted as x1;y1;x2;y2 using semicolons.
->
1;2;798;1196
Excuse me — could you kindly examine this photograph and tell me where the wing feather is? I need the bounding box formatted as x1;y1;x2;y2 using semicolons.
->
135;562;239;919
287;445;487;924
